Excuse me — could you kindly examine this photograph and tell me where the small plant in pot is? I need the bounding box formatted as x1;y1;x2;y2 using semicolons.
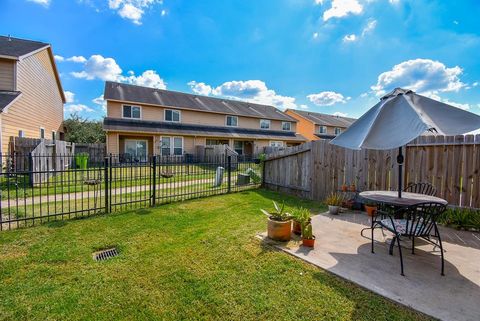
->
261;201;292;242
341;183;348;192
301;222;315;247
325;192;343;215
292;207;311;236
364;201;378;217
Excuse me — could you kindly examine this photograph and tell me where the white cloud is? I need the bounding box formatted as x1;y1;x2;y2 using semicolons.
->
333;111;348;117
120;70;166;89
188;80;297;109
343;34;357;42
453;20;459;25
315;0;325;4
307;91;349;106
64;91;75;103
313;32;319;39
161;9;166;16
371;59;465;96
54;55;64;62
71;55;122;81
389;0;400;4
299;104;309;109
93;95;107;111
27;0;50;7
361;19;377;36
67;55;87;63
108;0;161;25
323;0;363;21
473;82;479;87
65;104;94;113
188;81;212;96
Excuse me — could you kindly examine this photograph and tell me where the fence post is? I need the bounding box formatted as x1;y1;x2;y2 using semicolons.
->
151;155;156;207
227;155;232;193
28;152;34;186
109;154;113;213
104;157;109;213
261;158;266;187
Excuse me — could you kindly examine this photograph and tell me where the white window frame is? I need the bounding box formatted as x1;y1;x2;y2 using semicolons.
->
39;127;45;139
164;109;181;122
319;125;327;134
334;127;342;135
160;136;184;156
18;130;25;138
260;119;271;130
225;115;238;127
233;140;244;155
281;121;291;131
269;141;284;148
122;104;142;119
124;139;148;158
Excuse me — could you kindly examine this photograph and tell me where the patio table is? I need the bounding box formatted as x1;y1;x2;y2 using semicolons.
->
359;190;448;207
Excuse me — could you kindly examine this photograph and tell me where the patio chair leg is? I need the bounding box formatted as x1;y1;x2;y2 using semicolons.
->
436;227;445;276
389;236;396;255
396;236;405;276
411;237;415;254
371;221;375;254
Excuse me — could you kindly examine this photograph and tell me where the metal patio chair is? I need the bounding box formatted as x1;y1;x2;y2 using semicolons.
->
371;202;447;276
404;182;437;196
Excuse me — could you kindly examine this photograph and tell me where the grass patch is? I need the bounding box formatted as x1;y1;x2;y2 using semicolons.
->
0;189;430;320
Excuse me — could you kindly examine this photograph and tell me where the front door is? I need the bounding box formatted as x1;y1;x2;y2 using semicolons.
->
125;139;148;161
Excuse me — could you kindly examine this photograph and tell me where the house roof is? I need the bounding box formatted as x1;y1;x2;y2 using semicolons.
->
103;117;307;141
288;109;356;127
0;91;22;112
104;81;297;122
0;36;49;59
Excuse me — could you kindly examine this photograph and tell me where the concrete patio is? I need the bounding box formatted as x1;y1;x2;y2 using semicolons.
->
259;211;480;321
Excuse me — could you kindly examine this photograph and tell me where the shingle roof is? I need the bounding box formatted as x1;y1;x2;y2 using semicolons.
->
289;110;356;127
0;36;49;59
104;81;297;122
103;117;307;141
0;91;21;112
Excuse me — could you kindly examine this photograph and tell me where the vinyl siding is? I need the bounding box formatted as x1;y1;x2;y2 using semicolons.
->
1;49;64;153
0;59;15;91
107;101;297;132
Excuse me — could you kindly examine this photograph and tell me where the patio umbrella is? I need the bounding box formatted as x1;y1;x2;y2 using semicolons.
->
330;88;480;197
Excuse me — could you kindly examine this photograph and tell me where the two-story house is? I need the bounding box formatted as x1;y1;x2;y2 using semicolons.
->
284;109;356;141
103;81;306;158
0;36;65;154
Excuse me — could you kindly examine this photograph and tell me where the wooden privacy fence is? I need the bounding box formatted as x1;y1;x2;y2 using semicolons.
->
263;134;480;209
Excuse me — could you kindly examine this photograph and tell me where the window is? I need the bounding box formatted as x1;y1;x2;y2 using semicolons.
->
282;122;291;131
161;137;183;156
226;115;238;127
125;140;148;159
334;127;342;135
206;139;228;146
52;131;56;141
270;141;284;148
123;105;141;119
40;127;45;139
234;141;244;155
165;109;181;122
18;130;25;138
260;119;271;129
319;126;327;134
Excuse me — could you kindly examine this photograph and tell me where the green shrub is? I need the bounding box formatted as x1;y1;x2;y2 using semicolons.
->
438;207;480;230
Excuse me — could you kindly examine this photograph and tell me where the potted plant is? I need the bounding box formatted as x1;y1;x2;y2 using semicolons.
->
349;183;356;192
291;207;311;236
341;183;348;192
364;201;378;217
261;201;292;241
325;192;343;215
301;222;315;247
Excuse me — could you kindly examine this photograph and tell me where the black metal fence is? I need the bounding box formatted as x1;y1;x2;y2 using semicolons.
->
0;154;262;230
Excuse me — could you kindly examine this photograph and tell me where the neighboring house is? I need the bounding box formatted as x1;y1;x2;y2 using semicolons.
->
0;36;65;154
103;81;306;159
284;109;356;141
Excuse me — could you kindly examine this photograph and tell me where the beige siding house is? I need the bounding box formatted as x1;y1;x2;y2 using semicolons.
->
0;36;65;154
103;81;306;158
285;109;356;141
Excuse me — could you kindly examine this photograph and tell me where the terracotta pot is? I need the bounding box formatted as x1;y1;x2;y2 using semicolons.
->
267;218;292;241
292;220;302;235
349;184;356;192
302;237;316;247
328;205;340;215
365;205;377;217
341;185;348;192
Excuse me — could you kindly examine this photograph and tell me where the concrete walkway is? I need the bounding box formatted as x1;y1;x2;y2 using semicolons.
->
259;211;480;321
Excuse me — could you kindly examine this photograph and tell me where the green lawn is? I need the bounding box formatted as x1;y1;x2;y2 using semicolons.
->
0;190;430;321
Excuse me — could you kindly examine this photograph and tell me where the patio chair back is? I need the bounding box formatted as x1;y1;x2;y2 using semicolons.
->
404;182;437;196
401;202;446;237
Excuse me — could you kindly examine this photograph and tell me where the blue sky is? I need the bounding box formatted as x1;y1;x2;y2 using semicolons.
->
2;0;480;119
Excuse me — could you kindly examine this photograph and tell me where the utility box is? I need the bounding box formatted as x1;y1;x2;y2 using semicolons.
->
214;166;224;187
237;173;250;186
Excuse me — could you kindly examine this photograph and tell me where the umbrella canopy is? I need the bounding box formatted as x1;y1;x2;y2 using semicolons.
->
331;88;480;150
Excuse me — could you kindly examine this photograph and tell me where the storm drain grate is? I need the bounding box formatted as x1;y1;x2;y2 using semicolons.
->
93;248;119;261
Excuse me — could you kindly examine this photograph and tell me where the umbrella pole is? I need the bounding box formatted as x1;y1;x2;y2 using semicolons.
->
397;146;404;198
